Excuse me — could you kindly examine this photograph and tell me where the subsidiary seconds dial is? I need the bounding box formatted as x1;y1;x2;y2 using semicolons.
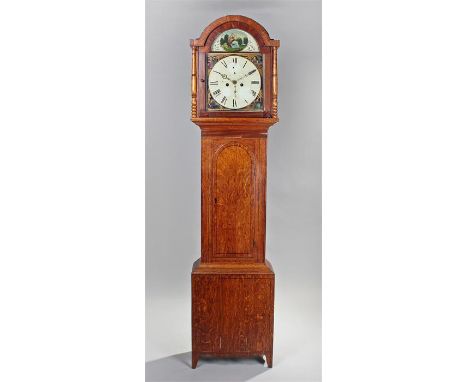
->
208;55;261;110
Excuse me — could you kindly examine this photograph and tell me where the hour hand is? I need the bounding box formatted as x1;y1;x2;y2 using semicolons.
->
213;70;231;82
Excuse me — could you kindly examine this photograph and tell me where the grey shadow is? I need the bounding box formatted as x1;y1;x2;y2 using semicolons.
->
145;352;269;382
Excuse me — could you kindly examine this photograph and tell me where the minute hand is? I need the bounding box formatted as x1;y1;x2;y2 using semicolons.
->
236;69;257;82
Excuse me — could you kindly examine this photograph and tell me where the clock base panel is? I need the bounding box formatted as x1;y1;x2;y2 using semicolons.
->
191;259;274;369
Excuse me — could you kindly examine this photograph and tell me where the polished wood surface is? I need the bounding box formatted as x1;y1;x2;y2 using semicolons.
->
190;15;279;369
272;46;278;118
215;143;252;255
192;258;274;274
201;136;266;263
191;46;197;118
192;260;274;368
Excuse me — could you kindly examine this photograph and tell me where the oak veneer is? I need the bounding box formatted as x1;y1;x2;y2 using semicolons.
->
192;260;274;368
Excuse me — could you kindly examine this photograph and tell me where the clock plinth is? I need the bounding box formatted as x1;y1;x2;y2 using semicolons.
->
190;15;279;369
191;259;274;368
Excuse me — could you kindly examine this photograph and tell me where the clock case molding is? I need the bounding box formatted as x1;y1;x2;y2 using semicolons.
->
190;15;280;369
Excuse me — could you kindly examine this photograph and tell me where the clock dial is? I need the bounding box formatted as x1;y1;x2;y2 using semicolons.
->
208;55;261;110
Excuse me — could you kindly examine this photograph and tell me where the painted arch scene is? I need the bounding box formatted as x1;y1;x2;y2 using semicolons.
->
211;29;260;52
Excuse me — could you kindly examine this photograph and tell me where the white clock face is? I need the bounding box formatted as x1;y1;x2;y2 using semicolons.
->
208;55;261;110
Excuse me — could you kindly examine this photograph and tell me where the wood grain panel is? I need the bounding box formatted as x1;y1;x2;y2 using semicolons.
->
201;136;267;263
214;144;253;256
192;275;220;353
192;267;274;368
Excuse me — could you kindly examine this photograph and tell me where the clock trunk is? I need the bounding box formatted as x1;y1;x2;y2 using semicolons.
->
201;136;266;263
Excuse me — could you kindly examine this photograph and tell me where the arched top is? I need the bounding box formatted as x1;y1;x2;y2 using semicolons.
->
190;15;280;49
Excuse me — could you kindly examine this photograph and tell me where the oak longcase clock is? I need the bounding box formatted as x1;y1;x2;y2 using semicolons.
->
190;15;279;369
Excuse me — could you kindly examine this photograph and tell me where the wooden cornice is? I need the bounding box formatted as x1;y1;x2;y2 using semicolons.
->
191;117;278;135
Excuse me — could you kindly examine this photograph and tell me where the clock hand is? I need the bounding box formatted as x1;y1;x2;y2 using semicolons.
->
213;70;233;83
236;69;256;83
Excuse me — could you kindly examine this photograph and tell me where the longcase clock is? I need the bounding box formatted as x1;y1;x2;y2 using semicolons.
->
190;15;279;369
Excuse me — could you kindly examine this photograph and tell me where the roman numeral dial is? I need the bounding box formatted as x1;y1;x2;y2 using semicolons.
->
207;55;262;110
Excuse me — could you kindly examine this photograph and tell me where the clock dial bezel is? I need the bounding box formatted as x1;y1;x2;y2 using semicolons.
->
206;53;264;112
